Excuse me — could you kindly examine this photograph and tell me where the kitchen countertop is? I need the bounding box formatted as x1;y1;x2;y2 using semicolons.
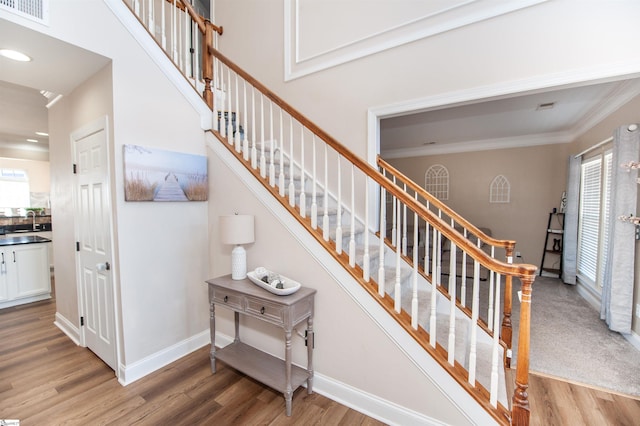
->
0;235;52;247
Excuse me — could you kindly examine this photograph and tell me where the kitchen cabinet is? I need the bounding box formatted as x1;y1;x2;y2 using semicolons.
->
0;237;51;309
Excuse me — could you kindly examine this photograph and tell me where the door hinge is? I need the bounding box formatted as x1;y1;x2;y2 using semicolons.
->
80;316;84;326
76;241;80;252
73;163;77;174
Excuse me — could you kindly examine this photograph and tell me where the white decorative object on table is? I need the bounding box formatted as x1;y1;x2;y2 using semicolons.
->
219;214;255;280
247;267;301;295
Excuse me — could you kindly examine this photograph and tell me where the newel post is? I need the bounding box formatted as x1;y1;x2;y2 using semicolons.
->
512;273;533;426
202;21;214;110
502;243;515;368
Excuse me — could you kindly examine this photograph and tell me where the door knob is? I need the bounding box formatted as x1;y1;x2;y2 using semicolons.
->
96;261;111;271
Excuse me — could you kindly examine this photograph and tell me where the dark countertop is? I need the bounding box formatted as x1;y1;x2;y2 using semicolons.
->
0;235;52;247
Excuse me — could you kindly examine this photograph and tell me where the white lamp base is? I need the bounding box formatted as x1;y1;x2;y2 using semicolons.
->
231;245;247;280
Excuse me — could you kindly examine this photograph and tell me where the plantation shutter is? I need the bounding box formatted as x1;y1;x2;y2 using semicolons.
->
577;157;602;284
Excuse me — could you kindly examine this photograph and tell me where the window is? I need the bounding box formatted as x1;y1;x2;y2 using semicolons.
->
0;168;30;208
424;164;449;200
577;152;612;291
489;175;510;203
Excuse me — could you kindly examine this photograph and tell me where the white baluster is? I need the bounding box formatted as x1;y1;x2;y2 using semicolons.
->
391;177;397;246
193;25;200;85
468;259;480;386
242;81;249;160
260;95;266;177
159;0;165;48
378;185;386;297
460;229;468;307
348;165;356;267
269;102;275;186
322;144;330;241
311;135;318;229
278;109;285;196
212;57;219;133
147;0;154;39
220;79;226;139
288;118;295;207
183;5;190;76
402;187;407;256
429;227;438;348
299;128;306;218
448;241;457;366
394;201;402;313
411;210;419;329
134;0;140;16
490;273;502;407
488;247;496;331
172;0;178;62
251;88;257;169
227;67;232;144
234;74;241;152
424;220;430;274
335;156;343;254
362;175;370;281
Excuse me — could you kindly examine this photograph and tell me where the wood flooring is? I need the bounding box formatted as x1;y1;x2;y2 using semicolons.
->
2;293;640;425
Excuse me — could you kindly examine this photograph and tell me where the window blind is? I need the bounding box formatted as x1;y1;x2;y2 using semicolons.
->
577;157;602;284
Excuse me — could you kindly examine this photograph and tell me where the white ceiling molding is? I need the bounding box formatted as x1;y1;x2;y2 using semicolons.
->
284;0;547;81
381;131;573;159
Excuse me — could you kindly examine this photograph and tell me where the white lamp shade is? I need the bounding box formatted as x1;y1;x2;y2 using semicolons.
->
219;214;255;245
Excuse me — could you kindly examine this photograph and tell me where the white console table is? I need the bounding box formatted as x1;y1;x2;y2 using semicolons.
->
206;274;316;416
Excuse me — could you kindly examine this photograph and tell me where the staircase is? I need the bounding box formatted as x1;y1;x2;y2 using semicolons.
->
120;1;537;424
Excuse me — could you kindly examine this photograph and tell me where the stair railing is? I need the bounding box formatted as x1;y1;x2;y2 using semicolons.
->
122;2;536;424
378;157;517;367
207;46;536;424
123;0;222;107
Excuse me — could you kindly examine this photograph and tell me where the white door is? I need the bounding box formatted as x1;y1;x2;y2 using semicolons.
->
73;117;117;371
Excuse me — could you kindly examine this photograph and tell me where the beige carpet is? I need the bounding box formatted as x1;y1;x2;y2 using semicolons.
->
509;276;640;397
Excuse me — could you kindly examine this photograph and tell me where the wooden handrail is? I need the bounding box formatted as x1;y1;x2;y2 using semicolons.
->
209;47;537;280
174;0;223;35
378;156;516;252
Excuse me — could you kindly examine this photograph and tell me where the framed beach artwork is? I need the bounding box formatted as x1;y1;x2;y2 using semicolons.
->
123;144;208;202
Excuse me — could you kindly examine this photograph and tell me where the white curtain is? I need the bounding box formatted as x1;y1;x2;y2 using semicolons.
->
600;124;639;334
562;155;580;285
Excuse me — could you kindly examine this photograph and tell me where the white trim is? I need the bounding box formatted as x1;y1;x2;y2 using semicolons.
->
382;131;573;159
207;133;497;425
575;280;601;312
104;0;212;130
118;330;210;385
54;312;81;346
284;0;547;81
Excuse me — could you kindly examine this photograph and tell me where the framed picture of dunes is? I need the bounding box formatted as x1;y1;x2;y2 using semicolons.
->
123;144;208;202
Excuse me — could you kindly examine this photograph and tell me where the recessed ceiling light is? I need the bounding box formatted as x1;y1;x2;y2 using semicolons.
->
536;102;555;111
35;131;48;136
27;139;38;143
0;48;32;62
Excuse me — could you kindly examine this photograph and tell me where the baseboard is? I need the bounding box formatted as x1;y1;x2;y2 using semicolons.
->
624;330;640;351
54;312;81;345
312;373;449;426
118;330;210;386
575;282;601;311
214;330;445;425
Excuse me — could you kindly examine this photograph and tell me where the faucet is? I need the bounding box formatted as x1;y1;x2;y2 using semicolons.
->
27;210;39;231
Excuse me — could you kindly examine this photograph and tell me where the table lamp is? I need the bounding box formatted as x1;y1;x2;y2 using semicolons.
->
220;214;255;280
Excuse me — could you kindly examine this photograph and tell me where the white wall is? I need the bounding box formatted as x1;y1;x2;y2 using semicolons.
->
11;0;210;376
0;157;49;193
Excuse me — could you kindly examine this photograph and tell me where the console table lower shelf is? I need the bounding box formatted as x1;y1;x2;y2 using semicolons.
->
214;341;310;396
206;275;316;416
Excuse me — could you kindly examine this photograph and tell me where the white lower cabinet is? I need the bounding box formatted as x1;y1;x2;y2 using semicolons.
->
0;243;51;309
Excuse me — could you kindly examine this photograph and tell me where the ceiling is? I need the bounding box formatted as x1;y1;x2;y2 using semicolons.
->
0;18;110;155
381;78;640;158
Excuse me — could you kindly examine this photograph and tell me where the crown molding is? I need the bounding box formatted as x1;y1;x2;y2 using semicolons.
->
284;0;547;81
381;131;573;159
